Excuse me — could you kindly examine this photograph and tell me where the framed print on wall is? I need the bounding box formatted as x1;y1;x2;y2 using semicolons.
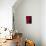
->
26;16;32;24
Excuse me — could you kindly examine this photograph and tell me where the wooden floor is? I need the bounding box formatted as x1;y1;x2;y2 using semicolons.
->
0;39;24;46
0;39;16;46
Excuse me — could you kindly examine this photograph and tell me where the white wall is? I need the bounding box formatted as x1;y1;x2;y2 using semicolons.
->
0;0;16;30
41;0;46;46
13;0;41;46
